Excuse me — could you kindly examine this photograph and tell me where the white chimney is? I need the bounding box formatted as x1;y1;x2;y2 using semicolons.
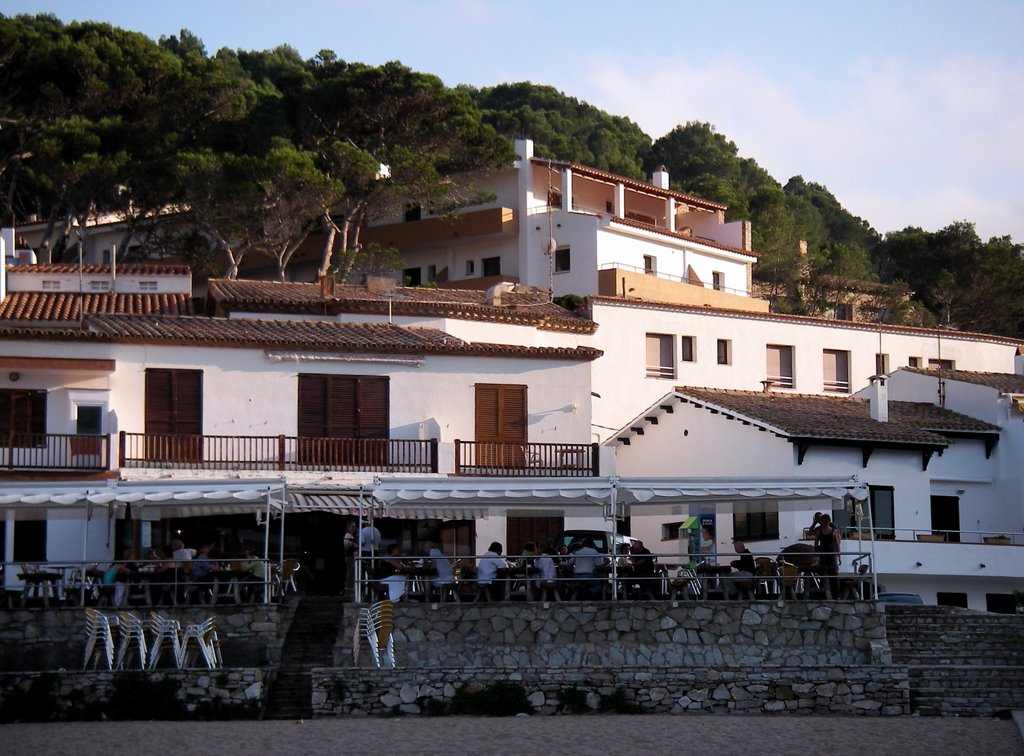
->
1015;347;1024;376
868;374;889;422
652;165;670;190
0;217;14;304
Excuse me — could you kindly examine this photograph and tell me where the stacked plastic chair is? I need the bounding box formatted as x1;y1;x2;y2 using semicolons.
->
82;608;117;670
178;616;222;669
147;612;183;669
115;612;148;669
353;599;395;668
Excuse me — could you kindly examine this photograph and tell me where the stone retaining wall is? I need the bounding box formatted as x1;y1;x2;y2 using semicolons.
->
0;604;289;672
0;669;266;721
313;666;910;716
336;600;890;668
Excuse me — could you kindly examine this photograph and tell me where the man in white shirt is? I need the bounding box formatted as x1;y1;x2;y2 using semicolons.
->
359;522;382;585
566;539;606;599
476;541;505;600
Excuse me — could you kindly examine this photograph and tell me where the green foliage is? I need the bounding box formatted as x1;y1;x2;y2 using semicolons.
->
448;682;533;717
553;293;586;311
556;687;590;714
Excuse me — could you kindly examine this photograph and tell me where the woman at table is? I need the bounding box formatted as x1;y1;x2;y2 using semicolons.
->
376;544;407;601
112;547;138;606
814;514;842;597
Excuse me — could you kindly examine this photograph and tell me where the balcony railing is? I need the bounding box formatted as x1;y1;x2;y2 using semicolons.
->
1;433;110;472
119;432;438;473
455;440;599;477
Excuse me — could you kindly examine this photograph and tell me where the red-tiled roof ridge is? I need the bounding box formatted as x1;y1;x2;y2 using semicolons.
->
6;263;191;275
48;314;603;361
0;291;194;321
900;367;1024;394
206;278;596;334
590;296;1024;346
533;158;727;212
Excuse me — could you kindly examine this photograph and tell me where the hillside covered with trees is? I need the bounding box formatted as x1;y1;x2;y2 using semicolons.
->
2;14;1022;338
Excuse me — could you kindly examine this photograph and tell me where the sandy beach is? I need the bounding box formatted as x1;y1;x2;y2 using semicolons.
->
3;714;1021;756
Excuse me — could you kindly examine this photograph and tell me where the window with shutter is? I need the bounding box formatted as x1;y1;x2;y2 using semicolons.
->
645;334;674;378
475;383;527;468
823;349;850;392
144;369;202;462
0;389;46;442
298;374;390;466
766;345;794;388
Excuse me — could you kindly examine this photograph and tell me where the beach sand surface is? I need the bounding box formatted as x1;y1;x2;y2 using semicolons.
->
3;714;1022;756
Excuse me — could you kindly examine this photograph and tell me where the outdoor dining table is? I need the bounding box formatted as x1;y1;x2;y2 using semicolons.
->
18;567;67;607
496;565;537;601
398;563;438;601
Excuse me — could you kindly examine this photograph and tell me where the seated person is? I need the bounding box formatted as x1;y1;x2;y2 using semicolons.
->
727;540;756;597
628;539;658;597
376;544;407;602
476;542;505;600
565;538;606;599
424;541;455;592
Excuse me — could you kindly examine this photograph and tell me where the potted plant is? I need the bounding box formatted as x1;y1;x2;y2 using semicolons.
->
983;534;1012;545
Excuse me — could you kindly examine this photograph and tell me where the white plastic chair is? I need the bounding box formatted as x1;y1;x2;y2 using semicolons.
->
115;611;148;669
147;612;183;669
82;608;117;670
353;599;395;668
178;616;222;669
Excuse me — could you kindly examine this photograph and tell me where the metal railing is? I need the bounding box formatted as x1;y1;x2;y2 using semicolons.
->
2;558;279;607
354;547;875;604
454;440;599;477
119;432;438;473
839;527;1022;546
1;433;110;472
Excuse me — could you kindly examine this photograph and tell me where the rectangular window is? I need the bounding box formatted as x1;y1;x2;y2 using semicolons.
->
643;255;657;276
733;504;779;540
554;247;571;273
465;260;475;275
832;486;895;539
76;405;103;435
928;358;954;370
645;334;675;379
402;267;422;286
822;349;850;393
427;265;437;281
482;256;501;276
936;592;968;608
139;281;158;292
680;336;695;363
712;271;725;291
13;521;47;562
475;383;528;468
766;344;794;388
547;188;562;209
908;357;921;368
298;374;389;466
875;353;890;375
717;339;731;366
0;389;46;441
42;280;60;291
89;280;111;292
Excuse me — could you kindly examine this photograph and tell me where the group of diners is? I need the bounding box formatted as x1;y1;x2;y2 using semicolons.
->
357;512;855;604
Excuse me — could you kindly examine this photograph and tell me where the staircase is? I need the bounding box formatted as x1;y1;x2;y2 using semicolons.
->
263;596;346;720
886;604;1024;716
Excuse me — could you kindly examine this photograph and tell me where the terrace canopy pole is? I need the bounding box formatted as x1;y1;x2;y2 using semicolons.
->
610;477;618;601
80;499;91;606
262;491;272;604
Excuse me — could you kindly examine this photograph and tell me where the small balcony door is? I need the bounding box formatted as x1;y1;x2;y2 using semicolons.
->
475;383;527;468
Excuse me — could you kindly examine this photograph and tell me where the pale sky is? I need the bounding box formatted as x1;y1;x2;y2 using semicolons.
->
5;0;1023;243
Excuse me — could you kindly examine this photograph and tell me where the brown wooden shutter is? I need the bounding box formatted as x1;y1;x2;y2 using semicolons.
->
145;370;174;435
357;377;389;439
327;376;357;438
501;385;527;444
475;384;500;442
174;371;203;434
298;374;328;437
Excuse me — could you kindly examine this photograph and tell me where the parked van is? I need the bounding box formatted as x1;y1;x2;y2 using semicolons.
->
553;529;641;555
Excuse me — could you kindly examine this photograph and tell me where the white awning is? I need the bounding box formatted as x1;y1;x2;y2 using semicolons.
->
0;479;287;520
287;491;374;515
372;476;867;519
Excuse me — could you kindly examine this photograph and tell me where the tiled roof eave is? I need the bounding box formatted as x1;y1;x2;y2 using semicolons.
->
788;434;949;450
606;216;758;260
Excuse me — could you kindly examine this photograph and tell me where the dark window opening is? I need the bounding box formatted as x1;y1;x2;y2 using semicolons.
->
733;506;779;540
554;247;571;273
482;257;501;277
403;267;422;286
937;592;968;608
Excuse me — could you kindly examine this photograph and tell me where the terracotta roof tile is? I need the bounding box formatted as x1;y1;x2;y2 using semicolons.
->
534;158;728;211
206;279;596;334
59;314;602;361
675;387;999;446
0;292;194;321
7;263;191;275
902;367;1024;394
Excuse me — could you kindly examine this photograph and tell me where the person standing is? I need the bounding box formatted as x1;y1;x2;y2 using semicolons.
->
342;521;357;600
565;538;605;599
359;520;382;581
814;513;842;598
